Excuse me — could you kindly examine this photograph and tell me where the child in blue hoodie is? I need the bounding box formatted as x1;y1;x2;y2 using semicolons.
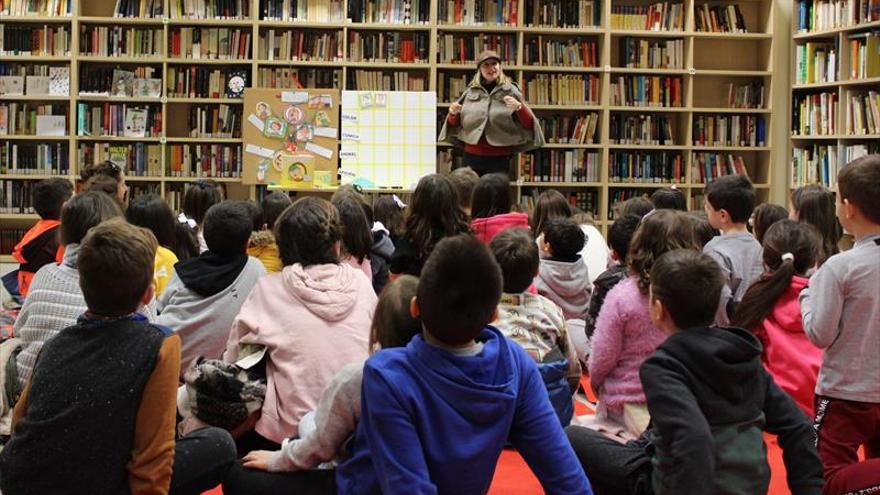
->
336;234;592;495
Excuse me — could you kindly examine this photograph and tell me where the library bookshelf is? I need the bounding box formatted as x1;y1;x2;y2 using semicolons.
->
1;0;778;246
789;1;879;190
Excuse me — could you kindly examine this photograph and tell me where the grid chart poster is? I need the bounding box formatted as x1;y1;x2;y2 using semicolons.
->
340;91;437;189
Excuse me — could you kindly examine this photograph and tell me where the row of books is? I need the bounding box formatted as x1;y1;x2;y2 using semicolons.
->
348;31;429;63
694;4;748;33
80;26;162;58
438;73;469;102
260;29;342;61
0;228;27;255
188;104;241;138
617;38;683;70
260;0;345;21
610;75;683;107
76;103;161;138
78;142;162;177
439;0;518;25
792;92;838;135
169;0;250;19
796;0;880;32
439;33;516;65
523;0;599;28
846;90;879;134
849;33;880;79
0;143;68;177
519;149;600;183
610;113;676;145
167;143;243;178
0;103;67;136
844;142;879;161
257;67;340;88
0;0;70;16
79;66;160;97
524;38;598;67
539;113;599;144
0;63;53;77
114;0;163;17
727;81;764;109
791;144;839;187
0;70;69;97
693;152;749;183
692;114;766;147
518;190;599;216
0;25;69;56
795;42;837;85
166;67;248;98
609;150;684;183
347;70;427;90
609;189;650;219
347;0;430;23
169;28;252;59
0;180;37;214
524;74;600;105
610;3;684;31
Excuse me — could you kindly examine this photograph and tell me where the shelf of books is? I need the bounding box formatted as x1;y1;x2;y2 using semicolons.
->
1;0;779;235
790;0;879;190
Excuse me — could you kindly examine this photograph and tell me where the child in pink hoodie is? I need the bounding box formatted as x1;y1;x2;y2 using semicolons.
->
470;173;529;242
224;197;377;446
733;219;822;417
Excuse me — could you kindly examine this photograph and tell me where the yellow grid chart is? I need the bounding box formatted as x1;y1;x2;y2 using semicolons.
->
340;91;437;189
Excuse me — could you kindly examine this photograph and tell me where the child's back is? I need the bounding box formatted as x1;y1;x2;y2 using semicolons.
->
702;232;763;305
535;217;592;320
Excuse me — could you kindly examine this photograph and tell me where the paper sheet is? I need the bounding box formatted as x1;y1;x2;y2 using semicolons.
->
304;142;333;159
245;144;274;158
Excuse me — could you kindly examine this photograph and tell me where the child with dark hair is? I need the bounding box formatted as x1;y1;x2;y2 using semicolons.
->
752;203;788;244
390;174;471;277
12;191;124;389
0;218;236;495
157;200;266;378
331;193;373;282
337;234;593;494
248;191;292;273
470;173;529;242
614;196;653;219
448;166;480;216
182;179;223;253
687;210;718;248
225;276;421;495
567;249;823;495
372;194;405;244
650;187;686;211
791;184;842;264
732;220;822;416
530;189;572;235
589;210;700;438
80;160;128;206
12;178;72;298
126;193;180;296
490;228;581;425
224;197;376;449
800;154;880;495
536;217;592;320
703;174;763;324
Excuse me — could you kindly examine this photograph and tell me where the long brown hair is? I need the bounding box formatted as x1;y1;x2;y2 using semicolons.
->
530;189;572;236
792;185;841;263
369;275;421;352
627;210;700;293
405;174;471;262
732;220;819;334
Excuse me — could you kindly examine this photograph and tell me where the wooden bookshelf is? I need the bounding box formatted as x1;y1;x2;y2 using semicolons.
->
1;0;781;232
789;0;880;189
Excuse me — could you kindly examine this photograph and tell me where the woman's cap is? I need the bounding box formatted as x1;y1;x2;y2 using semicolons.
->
477;50;501;68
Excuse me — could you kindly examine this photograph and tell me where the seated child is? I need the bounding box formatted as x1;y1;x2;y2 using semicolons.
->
372;194;405;246
650;187;686;211
589;210;699;438
80;161;128;207
181;179;222;253
490;228;581;426
0;218;236;495
248;191;291;273
751;202;788;244
535;217;592;320
567;249;823;495
800;154;880;495
126;193;182;297
331;192;373;282
732;220;822;417
157;200;266;377
448;166;480;216
470;173;529;242
13;191;123;388
12;178;72;298
336;234;593;494
224;197;376;447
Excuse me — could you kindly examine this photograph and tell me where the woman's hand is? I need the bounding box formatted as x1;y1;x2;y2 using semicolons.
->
503;95;523;111
242;450;275;471
449;102;463;115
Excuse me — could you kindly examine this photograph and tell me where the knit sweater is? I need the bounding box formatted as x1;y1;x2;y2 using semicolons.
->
588;276;667;414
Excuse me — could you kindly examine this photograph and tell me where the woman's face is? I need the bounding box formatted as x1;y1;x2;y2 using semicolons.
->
118;173;129;204
480;60;500;82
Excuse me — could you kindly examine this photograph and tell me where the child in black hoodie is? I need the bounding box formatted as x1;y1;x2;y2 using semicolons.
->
566;249;823;495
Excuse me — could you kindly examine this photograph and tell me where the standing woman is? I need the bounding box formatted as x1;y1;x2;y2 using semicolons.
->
439;50;545;176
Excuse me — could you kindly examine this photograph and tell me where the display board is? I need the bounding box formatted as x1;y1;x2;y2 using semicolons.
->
339;91;437;189
242;88;339;187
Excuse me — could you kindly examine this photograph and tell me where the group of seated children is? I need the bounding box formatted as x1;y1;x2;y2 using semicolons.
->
1;154;878;495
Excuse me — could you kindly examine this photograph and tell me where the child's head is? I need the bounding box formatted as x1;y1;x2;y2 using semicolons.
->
331;193;373;264
628;210;700;293
78;218;157;317
183;179;222;225
80;161;127;205
489;228;539;294
791;185;841;261
370;275;421;352
530;189;572;236
173;215;200;262
649;249;725;333
687;210;719;248
202;201;253;256
614;196;654;219
259;191;292;231
406;174;471;261
471;173;512;220
126;193;176;250
752;203;788;244
33;178;73;220
84;175;126;210
540;217;585;261
650;187;687;211
836;154;880;236
704;175;755;229
732;220;820;332
374;194;406;238
608;214;641;263
416;234;502;346
60;191;124;246
275;197;342;267
448;167;480;214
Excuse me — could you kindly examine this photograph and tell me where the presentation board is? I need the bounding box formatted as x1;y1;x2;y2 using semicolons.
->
339;91;437;189
241;88;339;187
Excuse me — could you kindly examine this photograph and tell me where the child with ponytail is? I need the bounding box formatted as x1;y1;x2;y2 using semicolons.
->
732;219;822;416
